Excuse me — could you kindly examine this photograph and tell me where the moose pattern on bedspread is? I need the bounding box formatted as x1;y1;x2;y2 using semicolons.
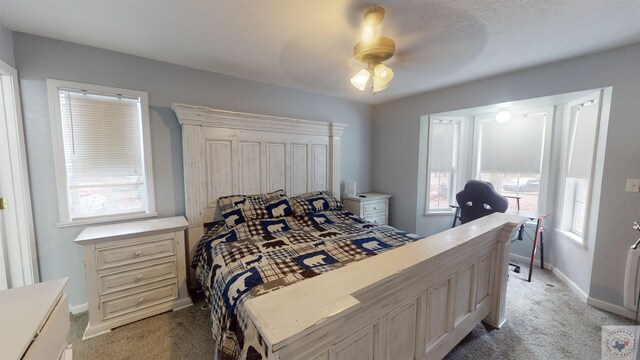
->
192;209;421;360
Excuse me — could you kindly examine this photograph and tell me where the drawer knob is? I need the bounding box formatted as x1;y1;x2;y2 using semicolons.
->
135;274;144;282
134;251;142;258
138;297;145;305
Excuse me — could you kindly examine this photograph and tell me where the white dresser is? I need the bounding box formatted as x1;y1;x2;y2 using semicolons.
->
342;193;391;225
0;278;72;360
75;216;192;339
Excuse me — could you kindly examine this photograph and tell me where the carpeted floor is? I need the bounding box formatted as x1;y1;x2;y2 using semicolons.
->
69;262;635;359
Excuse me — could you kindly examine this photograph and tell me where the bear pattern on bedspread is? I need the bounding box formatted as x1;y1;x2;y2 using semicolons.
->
192;209;421;360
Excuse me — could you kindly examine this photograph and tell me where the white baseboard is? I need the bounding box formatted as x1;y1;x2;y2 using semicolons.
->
511;251;637;320
587;297;637;320
549;266;637;320
69;303;88;314
509;253;553;270
551;267;588;302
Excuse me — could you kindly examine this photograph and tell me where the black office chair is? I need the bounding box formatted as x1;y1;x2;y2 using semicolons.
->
450;180;521;273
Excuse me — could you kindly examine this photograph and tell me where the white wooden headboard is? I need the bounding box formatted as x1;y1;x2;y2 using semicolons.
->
172;103;347;276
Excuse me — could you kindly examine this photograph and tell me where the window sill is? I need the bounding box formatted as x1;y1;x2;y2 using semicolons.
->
555;228;587;248
57;212;158;228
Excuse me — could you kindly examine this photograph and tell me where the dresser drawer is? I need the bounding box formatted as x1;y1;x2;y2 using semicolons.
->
363;200;387;215
96;236;176;270
101;282;178;320
98;260;177;295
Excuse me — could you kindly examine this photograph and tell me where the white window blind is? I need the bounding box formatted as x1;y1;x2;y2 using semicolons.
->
567;101;598;179
430;120;458;172
55;86;151;221
478;113;546;174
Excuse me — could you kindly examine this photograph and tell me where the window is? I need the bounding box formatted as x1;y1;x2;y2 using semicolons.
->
558;93;601;243
473;110;549;212
48;80;156;226
426;117;461;213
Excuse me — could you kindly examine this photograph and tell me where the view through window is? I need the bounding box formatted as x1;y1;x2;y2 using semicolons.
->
479;173;541;211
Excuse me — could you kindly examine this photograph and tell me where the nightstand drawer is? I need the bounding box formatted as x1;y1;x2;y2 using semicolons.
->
363;200;387;215
96;236;176;270
101;282;178;320
364;214;387;225
98;260;177;295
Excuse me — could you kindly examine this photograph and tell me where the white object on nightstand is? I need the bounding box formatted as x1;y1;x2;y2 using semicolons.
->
74;216;193;340
342;193;391;225
0;277;72;360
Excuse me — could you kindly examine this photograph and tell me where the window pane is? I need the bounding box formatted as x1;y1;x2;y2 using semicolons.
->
570;178;589;235
70;183;145;219
479;172;540;211
429;172;451;210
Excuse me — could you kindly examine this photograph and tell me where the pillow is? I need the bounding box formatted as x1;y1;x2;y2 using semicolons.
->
264;190;293;218
289;191;343;215
217;189;291;227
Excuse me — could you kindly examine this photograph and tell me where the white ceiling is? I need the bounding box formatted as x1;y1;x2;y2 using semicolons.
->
1;1;639;104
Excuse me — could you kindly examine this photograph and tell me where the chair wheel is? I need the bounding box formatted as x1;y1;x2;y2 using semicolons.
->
514;267;520;273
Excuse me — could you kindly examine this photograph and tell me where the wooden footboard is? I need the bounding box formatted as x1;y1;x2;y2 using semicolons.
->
245;213;526;360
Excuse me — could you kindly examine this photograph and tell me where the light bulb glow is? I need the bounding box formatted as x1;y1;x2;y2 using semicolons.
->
496;111;511;123
350;69;371;91
362;25;377;43
374;63;394;82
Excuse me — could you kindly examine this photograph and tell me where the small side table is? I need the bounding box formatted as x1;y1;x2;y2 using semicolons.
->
342;193;391;225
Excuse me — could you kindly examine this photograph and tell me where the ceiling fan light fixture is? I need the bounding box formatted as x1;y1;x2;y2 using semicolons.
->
350;69;371;91
351;6;396;95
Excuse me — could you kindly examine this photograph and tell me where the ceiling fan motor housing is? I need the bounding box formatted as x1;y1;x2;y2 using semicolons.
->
353;37;396;65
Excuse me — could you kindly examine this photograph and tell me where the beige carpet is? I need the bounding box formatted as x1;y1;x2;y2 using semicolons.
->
69;262;634;359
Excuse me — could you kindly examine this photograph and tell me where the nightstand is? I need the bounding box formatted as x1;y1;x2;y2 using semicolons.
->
75;216;193;339
342;193;391;225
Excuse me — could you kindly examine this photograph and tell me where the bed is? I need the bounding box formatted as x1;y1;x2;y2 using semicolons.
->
173;103;525;360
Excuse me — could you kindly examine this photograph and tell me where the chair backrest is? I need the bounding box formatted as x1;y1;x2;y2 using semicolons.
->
456;180;509;224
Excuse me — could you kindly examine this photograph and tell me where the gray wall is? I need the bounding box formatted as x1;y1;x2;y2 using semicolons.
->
373;43;640;306
13;32;374;307
0;22;14;67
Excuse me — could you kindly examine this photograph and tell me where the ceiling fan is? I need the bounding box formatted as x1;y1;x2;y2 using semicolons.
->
350;6;396;94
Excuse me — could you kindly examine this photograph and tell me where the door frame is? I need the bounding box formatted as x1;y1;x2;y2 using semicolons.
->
0;58;38;287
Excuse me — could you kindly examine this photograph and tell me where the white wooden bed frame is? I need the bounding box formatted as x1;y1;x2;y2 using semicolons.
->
173;103;526;360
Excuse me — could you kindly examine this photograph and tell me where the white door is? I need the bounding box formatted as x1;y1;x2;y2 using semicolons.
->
0;60;38;289
0;76;11;290
0;209;7;290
